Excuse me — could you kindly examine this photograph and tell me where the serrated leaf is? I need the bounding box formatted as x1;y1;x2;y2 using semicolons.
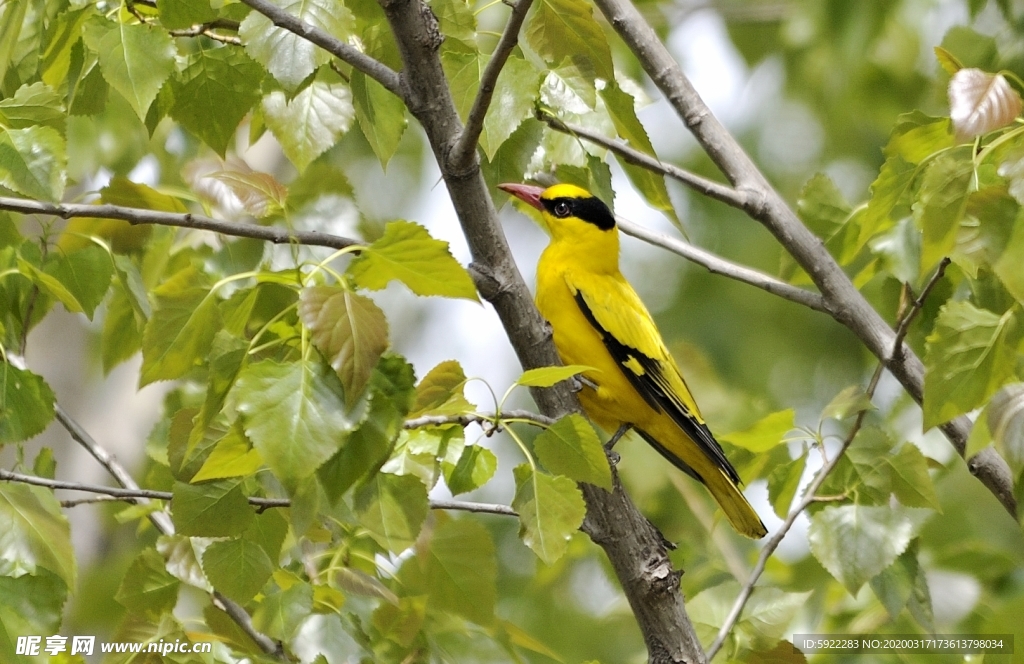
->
0;570;67;647
0;482;75;587
240;0;353;89
721;409;795;453
156;534;213;591
533;413;611;489
987;383;1024;474
82;16;176;120
818;426;894;505
207;166;287;219
923;301;1017;428
171;479;254;537
797;173;851;239
869;541;933;630
410;360;474;417
421;515;496;625
115;548;179;616
263;73;355;172
354;472;428;552
949;68;1023;140
822;385;874;421
191;425;264;483
170;47;264;156
767;454;806;519
887;444;941;510
0;363;54;444
157;0;217;30
858;154;916;245
993;213;1024;302
934;46;963;75
348;220;478;300
203;538;275;604
299;286;389;401
252;578;313;641
914;154;973;273
808;504;930;595
480;56;540;159
140;267;221;385
515;364;594;388
233;359;354;489
738;587;812;642
244;509;289;563
17;255;83;313
44;245;113;319
526;0;613;81
0;82;65;132
431;0;476;47
351;69;407;169
511;464;585;564
0;125;66;201
446;444;497;495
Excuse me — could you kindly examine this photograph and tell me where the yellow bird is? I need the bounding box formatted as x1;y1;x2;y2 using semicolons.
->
499;182;767;539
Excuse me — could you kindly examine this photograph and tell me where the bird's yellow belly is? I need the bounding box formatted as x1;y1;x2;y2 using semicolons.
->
536;273;658;434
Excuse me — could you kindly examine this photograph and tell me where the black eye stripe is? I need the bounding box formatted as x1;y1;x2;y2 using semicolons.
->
540;195;616;230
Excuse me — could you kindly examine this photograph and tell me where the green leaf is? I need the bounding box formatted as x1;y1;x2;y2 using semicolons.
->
263;72;355;172
351;69;407;170
348;220;478;300
82;16;176;120
858;154;916;245
480;56;540;159
869;541;933;630
157;0;217;30
115;548;180;616
0;82;66;132
203;538;275;604
884;112;954;163
382;426;463;484
887;444;941;510
299;286;389;402
986;383;1024;475
0;482;75;587
0;125;66;201
0;570;66;648
421;515;496;625
0;363;54;444
445;444;497;495
818;426;894;505
41;7;94;89
511;464;585;564
994;214;1024;303
171;479;254;537
170;46;264;156
140;266;222;385
409;359;475;417
600;82;678;225
808;504;930;595
533;413;611;490
797;173;852;239
354;472;428;552
443;49;486;121
156;534;213;591
44;245;113;319
191;424;264;483
319;355;415;501
17;255;83;313
821;385;874;421
913;154;973;273
738;587;812;642
252;578;314;641
245;509;289;563
767;454;806;519
102;175;189;213
526;0;613;81
233;359;354;489
430;0;476;47
240;0;353;89
515;364;594;388
923;301;1017;428
721;409;795;453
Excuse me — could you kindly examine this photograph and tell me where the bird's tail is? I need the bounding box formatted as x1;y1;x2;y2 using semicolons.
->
703;467;768;539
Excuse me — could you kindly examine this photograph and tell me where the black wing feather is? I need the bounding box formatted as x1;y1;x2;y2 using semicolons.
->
573;291;741;485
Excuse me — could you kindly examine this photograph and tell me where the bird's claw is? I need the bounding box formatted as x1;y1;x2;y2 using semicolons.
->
605;423;632;451
606;449;621;466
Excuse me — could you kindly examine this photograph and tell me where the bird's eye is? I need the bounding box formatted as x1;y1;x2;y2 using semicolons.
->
553;201;571;218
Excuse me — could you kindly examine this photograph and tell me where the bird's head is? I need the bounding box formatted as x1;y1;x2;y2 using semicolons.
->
498;182;616;243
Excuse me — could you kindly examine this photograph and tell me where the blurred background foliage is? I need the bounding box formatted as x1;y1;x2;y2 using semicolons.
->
2;0;1024;662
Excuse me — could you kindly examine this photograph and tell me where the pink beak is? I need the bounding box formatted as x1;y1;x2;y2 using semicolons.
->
498;182;545;212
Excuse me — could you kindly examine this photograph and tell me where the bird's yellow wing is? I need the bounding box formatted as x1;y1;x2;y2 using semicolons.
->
564;271;741;485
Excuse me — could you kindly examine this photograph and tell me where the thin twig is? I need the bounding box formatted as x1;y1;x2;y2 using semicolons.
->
238;0;404;98
706;259;951;660
403;409;557;430
169;23;242;45
616;218;829;313
449;0;535;169
0;468;520;518
0;196;359;251
538;111;746;208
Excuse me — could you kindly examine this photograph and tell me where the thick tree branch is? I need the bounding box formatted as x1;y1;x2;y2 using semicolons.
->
449;0;536;169
616;218;828;313
0;469;519;518
708;258;954;659
0;196;359;250
376;0;706;660
592;0;1017;517
238;0;404;98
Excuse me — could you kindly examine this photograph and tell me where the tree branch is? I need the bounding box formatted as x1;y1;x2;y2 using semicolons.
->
238;0;404;98
403;409;557;430
616;218;828;313
708;258;952;659
449;0;536;169
591;0;1017;517
0;468;519;518
0;196;359;251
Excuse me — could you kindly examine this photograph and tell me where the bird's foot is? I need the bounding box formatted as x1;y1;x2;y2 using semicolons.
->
606;449;621;466
605;423;632;450
568;375;599;393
